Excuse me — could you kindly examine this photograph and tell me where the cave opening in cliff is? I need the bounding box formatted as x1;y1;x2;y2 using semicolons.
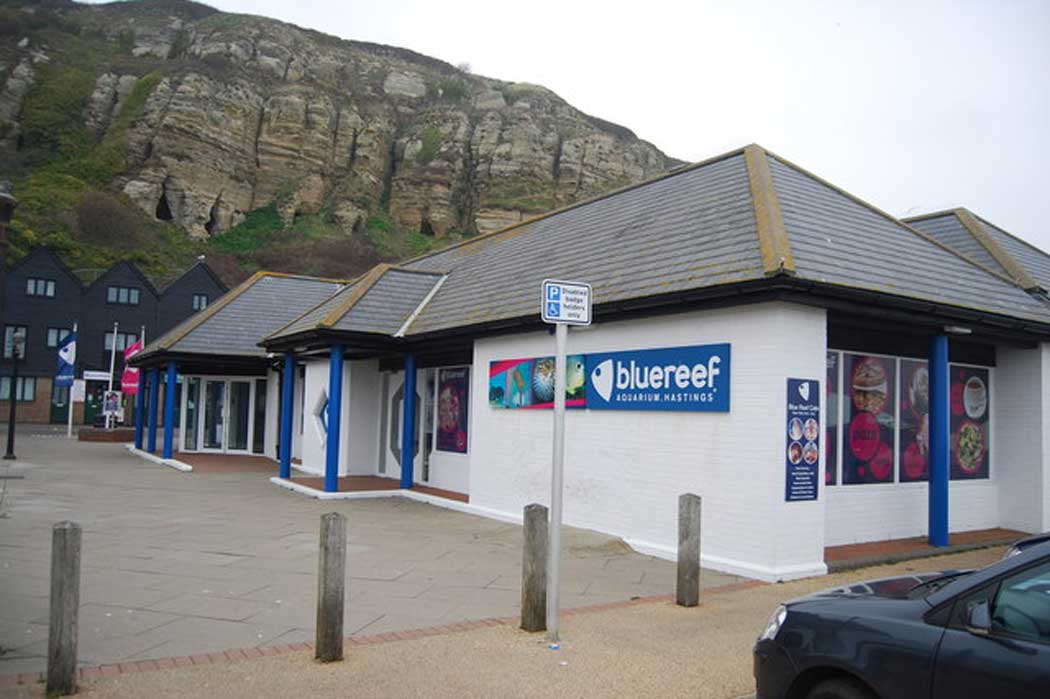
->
204;198;221;236
419;217;436;237
155;191;174;221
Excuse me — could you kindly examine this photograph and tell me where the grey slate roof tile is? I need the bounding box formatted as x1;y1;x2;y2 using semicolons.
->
142;273;345;358
404;153;765;334
766;156;1050;322
907;213;1010;277
977;216;1050;292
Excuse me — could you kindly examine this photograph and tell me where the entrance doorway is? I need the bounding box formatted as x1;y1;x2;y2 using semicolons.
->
181;376;266;454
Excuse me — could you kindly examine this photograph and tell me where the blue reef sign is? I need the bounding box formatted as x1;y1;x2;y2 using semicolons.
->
584;344;731;412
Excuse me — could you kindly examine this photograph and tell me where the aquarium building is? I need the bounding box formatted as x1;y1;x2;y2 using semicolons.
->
132;145;1050;582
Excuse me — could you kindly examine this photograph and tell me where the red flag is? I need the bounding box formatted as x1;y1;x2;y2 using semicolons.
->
121;340;143;394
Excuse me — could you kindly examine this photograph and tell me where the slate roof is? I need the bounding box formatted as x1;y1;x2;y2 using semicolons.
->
262;144;1050;350
266;264;445;341
369;144;1050;336
136;272;346;359
402;151;766;334
907;209;1050;293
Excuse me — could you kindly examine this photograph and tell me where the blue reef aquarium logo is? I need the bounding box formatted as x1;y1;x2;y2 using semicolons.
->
586;344;730;412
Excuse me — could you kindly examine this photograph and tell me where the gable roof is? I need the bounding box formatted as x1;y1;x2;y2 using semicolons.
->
906;208;1048;293
159;260;229;295
6;247;84;289
85;259;160;297
266;264;445;342
136;272;346;361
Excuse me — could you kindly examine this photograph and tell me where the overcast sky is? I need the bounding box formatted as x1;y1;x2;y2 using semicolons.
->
105;0;1050;251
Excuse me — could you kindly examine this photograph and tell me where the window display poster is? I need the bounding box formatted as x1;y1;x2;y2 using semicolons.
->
786;378;820;501
843;354;896;484
899;359;929;482
437;368;470;453
825;352;838;485
950;365;990;480
488;356;587;409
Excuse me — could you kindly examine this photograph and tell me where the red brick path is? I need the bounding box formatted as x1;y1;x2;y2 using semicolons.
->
825;527;1026;564
289;476;470;503
0;580;765;689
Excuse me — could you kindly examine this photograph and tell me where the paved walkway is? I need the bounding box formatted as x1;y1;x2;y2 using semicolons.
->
0;547;1006;698
0;430;740;676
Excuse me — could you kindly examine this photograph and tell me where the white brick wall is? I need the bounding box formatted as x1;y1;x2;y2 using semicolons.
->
469;302;828;581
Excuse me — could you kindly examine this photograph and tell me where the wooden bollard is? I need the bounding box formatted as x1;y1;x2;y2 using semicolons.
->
47;521;81;696
676;494;701;607
520;503;548;632
315;512;347;662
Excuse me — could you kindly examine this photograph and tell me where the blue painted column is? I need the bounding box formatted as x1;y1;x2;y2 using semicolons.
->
146;368;160;454
133;373;145;450
162;362;177;459
279;352;296;479
400;353;416;489
928;335;950;547
325;345;345;493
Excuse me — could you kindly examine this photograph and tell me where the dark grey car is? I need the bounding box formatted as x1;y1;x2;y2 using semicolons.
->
753;540;1050;698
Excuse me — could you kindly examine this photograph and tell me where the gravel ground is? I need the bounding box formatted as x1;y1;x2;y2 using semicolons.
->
0;547;1005;699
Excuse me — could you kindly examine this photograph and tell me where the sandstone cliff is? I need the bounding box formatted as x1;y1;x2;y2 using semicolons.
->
0;0;677;250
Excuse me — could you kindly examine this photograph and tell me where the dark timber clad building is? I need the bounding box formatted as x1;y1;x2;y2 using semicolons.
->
1;251;227;424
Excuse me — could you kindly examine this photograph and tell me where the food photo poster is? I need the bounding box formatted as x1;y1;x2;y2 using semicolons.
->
436;368;470;453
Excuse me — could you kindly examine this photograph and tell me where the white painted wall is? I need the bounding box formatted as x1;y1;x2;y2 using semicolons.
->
469;301;828;582
345;359;381;475
1042;343;1050;533
994;344;1044;535
265;369;280;460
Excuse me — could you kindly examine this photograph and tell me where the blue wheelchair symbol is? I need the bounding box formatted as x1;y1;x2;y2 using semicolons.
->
546;301;561;318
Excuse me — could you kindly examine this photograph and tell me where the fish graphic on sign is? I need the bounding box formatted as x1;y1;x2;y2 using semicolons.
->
590;359;614;401
798;382;810;401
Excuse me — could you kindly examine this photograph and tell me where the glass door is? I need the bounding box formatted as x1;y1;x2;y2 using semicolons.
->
183;378;200;451
228;381;251;451
203;380;226;450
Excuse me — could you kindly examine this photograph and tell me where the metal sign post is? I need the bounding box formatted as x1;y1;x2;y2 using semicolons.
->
540;279;591;642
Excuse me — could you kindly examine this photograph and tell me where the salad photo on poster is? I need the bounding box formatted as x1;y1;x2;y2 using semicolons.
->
950;366;990;479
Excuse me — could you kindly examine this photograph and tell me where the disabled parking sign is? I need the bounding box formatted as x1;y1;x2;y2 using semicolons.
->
541;280;591;326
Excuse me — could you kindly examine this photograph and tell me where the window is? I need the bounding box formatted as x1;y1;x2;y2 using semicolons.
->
192;294;209;311
3;326;27;359
47;327;71;348
107;286;141;305
0;376;37;402
826;351;991;486
992;561;1050;643
104;332;138;352
26;278;56;297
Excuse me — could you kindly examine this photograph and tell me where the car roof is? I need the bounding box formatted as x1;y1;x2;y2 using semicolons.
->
926;539;1050;608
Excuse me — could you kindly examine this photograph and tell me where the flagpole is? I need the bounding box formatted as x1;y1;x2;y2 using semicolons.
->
106;321;118;430
67;322;77;439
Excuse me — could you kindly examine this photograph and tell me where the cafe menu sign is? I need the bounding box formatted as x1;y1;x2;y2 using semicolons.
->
786;378;820;502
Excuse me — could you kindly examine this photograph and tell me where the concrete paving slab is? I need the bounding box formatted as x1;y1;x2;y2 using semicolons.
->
0;430;738;674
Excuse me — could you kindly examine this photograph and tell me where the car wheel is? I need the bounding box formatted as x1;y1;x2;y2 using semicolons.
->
805;677;876;699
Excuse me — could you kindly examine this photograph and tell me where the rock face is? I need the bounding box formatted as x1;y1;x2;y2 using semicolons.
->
0;1;678;240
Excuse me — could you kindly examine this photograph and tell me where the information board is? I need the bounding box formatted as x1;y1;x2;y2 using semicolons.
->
786;377;820;502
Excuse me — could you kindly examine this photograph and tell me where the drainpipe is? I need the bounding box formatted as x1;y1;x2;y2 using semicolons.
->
400;353;416;490
325;345;345;493
928;335;949;547
279;352;296;479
